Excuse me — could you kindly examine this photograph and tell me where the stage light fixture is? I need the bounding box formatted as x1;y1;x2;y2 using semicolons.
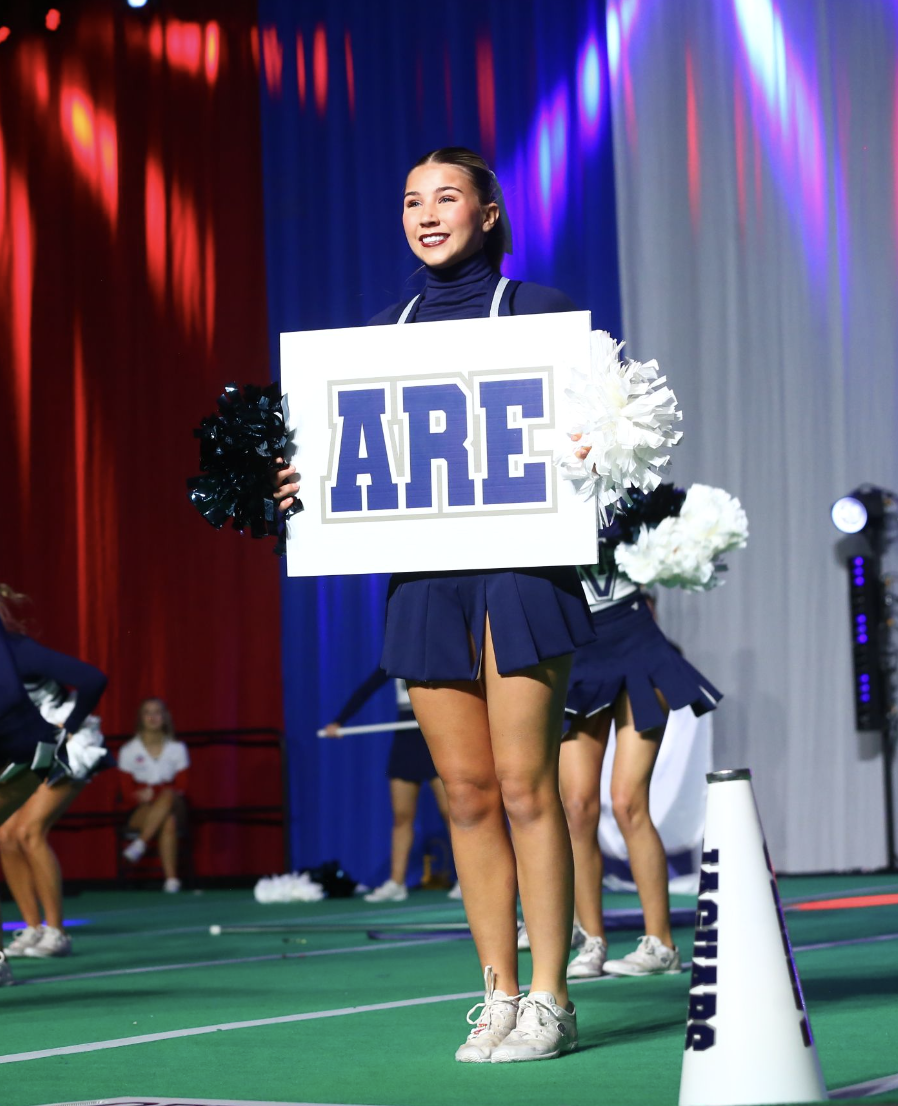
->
832;495;867;534
127;0;149;8
833;483;897;869
0;26;10;43
45;8;61;31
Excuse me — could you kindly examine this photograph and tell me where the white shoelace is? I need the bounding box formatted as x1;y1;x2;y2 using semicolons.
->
465;965;523;1037
513;995;567;1042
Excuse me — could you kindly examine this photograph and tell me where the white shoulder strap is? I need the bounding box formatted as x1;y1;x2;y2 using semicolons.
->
396;295;420;324
489;277;510;317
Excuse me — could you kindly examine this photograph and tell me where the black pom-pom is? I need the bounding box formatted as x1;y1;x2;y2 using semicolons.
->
602;483;686;548
187;382;302;554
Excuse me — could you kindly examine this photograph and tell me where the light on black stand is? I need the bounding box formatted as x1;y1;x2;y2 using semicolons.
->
832;485;897;871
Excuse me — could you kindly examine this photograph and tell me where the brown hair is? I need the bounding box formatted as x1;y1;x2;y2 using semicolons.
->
135;698;175;739
0;584;30;635
411;147;508;271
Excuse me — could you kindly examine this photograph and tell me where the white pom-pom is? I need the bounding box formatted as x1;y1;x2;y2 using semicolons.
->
678;483;749;556
615;484;748;592
554;330;683;522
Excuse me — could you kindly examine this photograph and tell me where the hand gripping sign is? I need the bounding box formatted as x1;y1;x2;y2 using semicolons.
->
281;311;599;576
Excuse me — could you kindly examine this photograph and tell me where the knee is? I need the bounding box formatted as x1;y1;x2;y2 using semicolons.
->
392;809;415;831
563;792;600;839
441;776;501;830
611;788;649;836
498;774;551;828
16;822;44;855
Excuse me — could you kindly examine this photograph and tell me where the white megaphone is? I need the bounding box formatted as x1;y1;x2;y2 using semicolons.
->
679;769;826;1106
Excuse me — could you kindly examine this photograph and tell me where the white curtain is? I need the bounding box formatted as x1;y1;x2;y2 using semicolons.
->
608;0;898;870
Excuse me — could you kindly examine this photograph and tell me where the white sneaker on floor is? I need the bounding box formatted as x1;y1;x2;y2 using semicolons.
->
603;935;682;976
122;838;147;863
455;965;521;1062
447;881;463;901
4;926;43;957
0;951;14;986
363;879;408;903
567;934;608;978
163;878;182;894
518;921;586;952
24;926;71;958
490;991;578;1062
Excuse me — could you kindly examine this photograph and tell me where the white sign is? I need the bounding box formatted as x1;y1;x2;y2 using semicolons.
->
281;311;598;577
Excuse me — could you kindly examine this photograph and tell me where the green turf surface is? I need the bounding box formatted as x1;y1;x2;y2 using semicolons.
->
2;875;897;1106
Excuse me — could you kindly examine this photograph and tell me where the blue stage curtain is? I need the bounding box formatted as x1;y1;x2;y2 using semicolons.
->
258;0;622;884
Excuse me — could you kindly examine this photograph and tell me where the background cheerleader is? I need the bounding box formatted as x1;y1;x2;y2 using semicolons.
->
323;668;459;903
0;585;108;976
118;698;190;893
559;483;745;980
0;679;112;959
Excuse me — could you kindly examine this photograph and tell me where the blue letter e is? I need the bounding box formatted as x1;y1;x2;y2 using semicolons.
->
330;388;398;513
480;378;547;505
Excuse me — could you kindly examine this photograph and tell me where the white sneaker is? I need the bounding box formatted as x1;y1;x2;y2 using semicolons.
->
163;878;182;894
518;921;586;952
447;881;463;901
490;991;578;1062
567;934;608;979
4;926;44;957
455;965;521;1062
363;879;408;903
122;838;147;863
603;935;682;976
24;926;71;958
0;951;14;986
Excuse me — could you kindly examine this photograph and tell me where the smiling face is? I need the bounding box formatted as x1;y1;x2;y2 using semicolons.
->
402;162;499;270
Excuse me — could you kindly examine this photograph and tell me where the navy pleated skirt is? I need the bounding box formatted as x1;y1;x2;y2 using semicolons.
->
387;720;437;783
381;567;594;682
565;594;722;733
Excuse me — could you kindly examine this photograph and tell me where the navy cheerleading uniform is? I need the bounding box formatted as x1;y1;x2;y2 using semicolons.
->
370;251;594;682
0;626;108;782
565;547;722;733
335;669;437;784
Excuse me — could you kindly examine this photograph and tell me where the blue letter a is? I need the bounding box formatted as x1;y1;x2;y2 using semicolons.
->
330;388;398;513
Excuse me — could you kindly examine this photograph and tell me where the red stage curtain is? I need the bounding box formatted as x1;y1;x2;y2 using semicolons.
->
0;5;283;878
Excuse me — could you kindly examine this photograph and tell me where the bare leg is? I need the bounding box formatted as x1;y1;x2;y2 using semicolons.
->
131;788;176;845
484;629;573;1005
610;692;672;947
12;781;84;930
158;813;179;880
0;770;41;945
409;677;519;997
388;778;420;885
0;807;42;928
559;708;613;940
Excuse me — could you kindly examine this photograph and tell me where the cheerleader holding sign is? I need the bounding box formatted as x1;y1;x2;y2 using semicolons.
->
273;149;681;1063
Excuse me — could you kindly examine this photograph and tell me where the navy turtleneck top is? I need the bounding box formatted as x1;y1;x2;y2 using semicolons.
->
368;250;577;325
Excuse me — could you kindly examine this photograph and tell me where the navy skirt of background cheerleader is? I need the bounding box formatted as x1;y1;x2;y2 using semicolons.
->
381;567;595;683
387;720;437;783
565;594;722;733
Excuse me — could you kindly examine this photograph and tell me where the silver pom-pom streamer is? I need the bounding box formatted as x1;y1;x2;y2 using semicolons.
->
554;330;683;525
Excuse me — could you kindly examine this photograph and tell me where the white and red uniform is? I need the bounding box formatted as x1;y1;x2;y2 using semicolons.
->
117;736;190;806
